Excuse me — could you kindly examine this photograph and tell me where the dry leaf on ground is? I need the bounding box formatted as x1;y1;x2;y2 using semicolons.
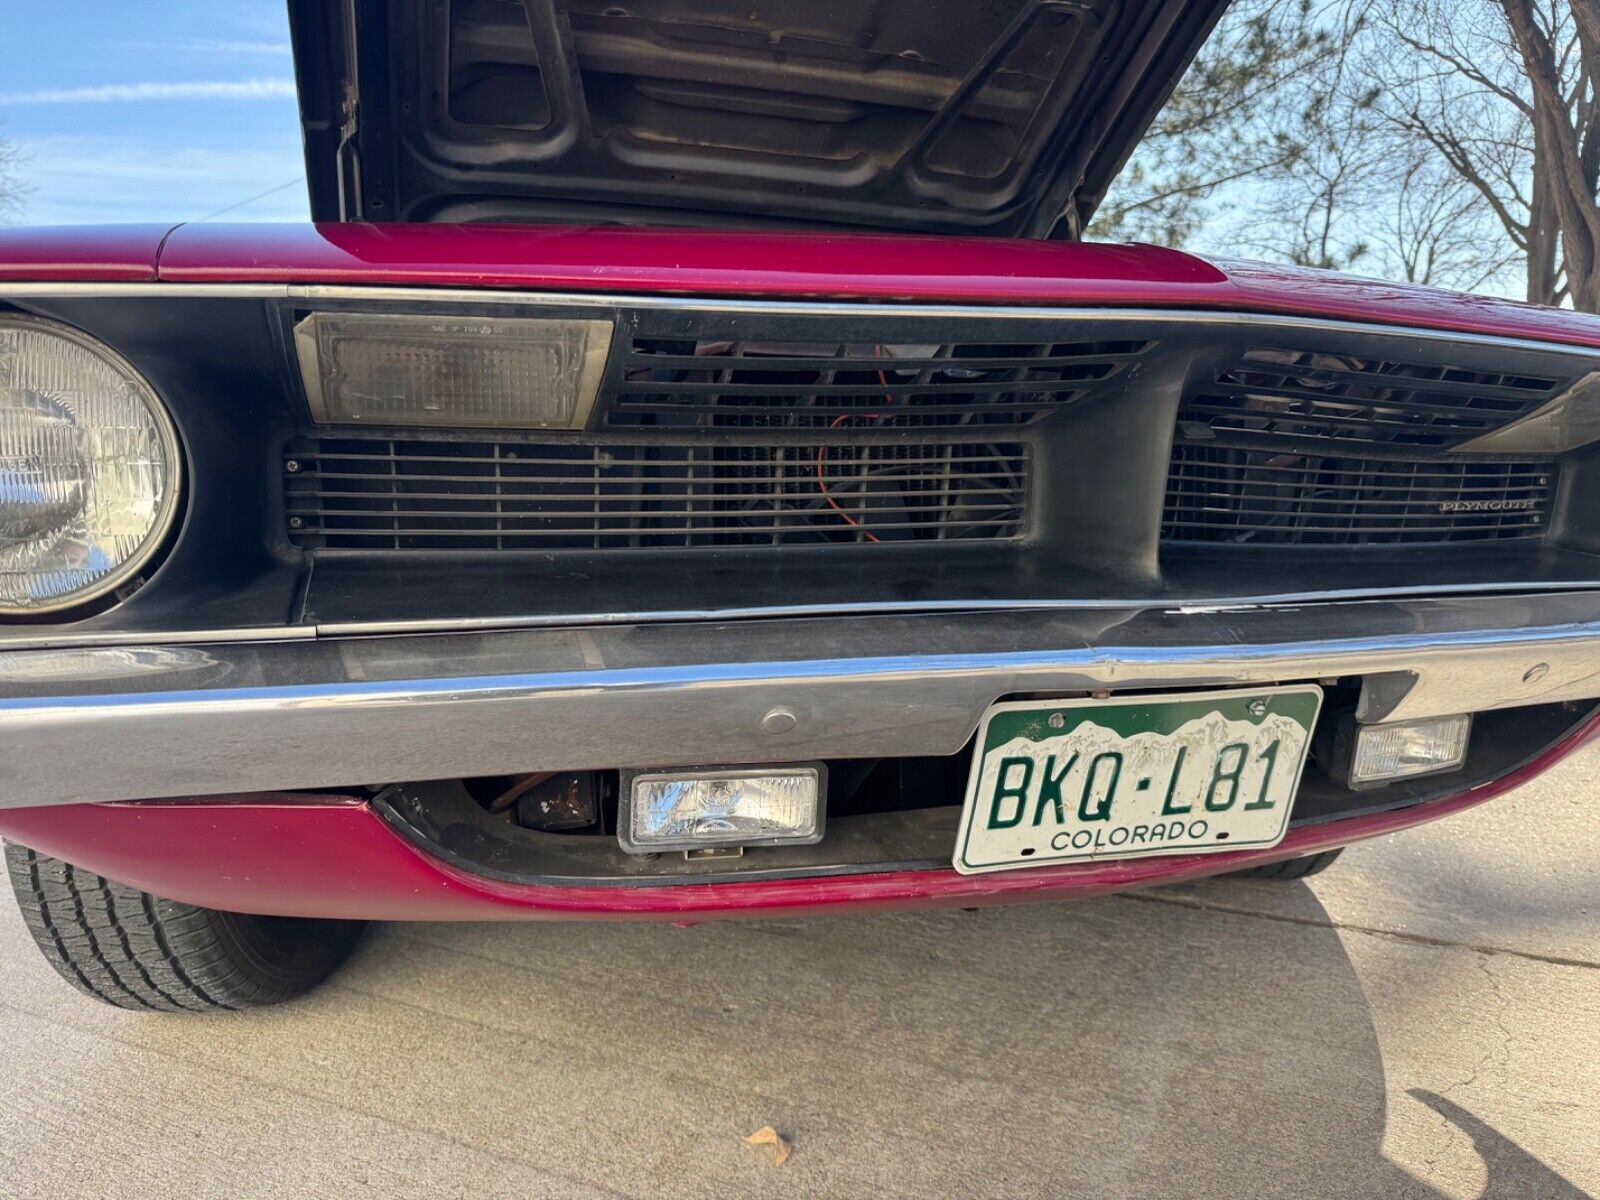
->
742;1125;792;1166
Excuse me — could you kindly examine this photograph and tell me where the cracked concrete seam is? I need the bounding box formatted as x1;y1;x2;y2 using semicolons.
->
1117;892;1600;971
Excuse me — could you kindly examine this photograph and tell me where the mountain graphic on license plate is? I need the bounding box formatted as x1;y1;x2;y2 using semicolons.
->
953;687;1323;875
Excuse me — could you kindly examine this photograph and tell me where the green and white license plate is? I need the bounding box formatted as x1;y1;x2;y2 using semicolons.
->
953;686;1323;875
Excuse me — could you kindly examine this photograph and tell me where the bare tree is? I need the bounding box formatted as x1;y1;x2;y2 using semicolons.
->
1090;0;1335;244
1237;37;1383;272
1358;0;1576;304
0;122;27;225
0;128;24;224
1080;0;1600;308
1222;0;1600;308
1496;0;1600;309
1386;154;1522;287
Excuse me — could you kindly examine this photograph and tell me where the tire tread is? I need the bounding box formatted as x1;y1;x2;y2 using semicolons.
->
1228;848;1344;881
4;843;361;1012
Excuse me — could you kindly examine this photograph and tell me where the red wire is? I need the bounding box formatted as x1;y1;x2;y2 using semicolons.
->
814;347;895;543
815;416;881;543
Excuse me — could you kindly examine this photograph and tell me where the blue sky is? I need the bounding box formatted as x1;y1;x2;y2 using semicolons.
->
0;1;310;225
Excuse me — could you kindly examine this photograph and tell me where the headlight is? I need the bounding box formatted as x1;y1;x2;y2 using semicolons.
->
0;318;182;614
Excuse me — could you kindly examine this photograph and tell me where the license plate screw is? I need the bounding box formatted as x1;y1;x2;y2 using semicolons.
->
1048;713;1065;729
1248;699;1268;717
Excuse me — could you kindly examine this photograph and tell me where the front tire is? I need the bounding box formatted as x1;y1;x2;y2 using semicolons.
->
1227;847;1344;881
4;843;364;1011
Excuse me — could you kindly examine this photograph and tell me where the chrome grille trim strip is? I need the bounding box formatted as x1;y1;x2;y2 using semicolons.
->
4;281;1600;364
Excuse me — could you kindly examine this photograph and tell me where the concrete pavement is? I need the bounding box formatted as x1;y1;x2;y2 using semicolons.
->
0;748;1596;1199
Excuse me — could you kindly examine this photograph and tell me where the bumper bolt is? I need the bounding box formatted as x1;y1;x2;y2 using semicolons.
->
760;706;798;734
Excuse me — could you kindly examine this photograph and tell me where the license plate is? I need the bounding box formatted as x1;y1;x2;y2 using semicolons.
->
953;686;1323;875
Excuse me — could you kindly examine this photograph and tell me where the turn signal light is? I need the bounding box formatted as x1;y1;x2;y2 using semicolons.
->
294;312;612;429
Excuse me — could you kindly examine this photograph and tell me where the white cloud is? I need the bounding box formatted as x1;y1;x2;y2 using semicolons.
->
0;79;297;106
122;40;292;56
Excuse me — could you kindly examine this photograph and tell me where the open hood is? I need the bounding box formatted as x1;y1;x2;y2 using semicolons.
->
288;0;1227;237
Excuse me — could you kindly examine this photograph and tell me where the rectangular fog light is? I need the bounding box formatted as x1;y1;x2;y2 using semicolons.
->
620;766;825;854
294;312;612;429
1348;714;1472;787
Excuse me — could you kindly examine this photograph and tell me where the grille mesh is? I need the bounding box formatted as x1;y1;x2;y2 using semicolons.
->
286;436;1026;550
1181;348;1561;449
609;337;1151;429
1161;442;1555;545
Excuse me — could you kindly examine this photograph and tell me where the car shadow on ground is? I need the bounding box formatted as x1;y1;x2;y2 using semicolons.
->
1407;1089;1592;1199
268;876;1586;1198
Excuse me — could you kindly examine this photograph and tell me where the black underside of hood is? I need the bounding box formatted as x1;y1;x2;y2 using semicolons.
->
289;0;1228;237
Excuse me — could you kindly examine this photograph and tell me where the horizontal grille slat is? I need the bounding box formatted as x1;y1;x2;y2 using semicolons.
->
625;351;1147;373
292;469;1025;488
614;378;1095;398
294;502;1023;520
1162;469;1554;495
290;520;1021;539
1213;374;1544;411
1162;442;1555;546
1200;386;1523;426
287;436;1027;550
1181;348;1565;450
285;477;1025;500
1229;358;1555;403
1163;478;1555;498
1164;499;1548;518
609;337;1153;429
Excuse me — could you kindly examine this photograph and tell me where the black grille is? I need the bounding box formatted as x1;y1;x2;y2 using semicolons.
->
1181;348;1562;449
608;337;1151;429
1162;442;1556;545
286;436;1027;550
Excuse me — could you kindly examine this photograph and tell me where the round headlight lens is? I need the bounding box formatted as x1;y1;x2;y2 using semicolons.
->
0;318;181;614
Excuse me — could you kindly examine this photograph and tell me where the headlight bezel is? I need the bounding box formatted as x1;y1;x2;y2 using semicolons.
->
0;314;185;617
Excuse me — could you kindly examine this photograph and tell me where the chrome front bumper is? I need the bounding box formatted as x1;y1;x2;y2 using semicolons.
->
3;592;1600;810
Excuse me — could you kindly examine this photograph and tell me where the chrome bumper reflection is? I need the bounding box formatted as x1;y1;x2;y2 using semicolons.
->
2;593;1600;809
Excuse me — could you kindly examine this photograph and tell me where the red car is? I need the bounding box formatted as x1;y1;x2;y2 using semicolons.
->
2;0;1598;1011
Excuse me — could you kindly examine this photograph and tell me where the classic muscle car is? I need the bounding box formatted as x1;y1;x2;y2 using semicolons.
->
2;0;1598;1010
